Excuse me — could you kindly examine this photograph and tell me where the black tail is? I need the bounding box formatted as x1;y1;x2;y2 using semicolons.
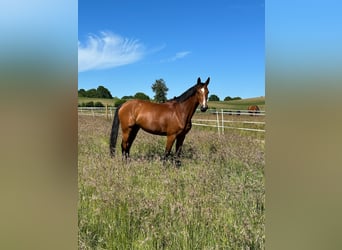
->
109;105;121;157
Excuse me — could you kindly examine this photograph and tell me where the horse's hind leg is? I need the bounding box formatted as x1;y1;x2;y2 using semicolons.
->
121;130;129;160
127;125;140;156
121;125;140;160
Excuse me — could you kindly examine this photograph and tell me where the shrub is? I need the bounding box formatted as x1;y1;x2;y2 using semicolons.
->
209;94;220;101
94;101;104;107
114;99;126;107
85;101;94;107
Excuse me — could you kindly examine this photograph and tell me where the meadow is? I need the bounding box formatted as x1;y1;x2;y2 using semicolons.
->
78;114;265;249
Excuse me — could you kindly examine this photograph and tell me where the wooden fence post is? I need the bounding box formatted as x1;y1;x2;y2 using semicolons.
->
221;109;224;135
216;111;220;135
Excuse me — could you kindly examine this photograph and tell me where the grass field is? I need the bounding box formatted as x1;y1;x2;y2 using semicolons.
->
78;115;265;249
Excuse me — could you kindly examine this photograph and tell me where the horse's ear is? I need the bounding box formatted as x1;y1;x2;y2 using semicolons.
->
197;77;201;85
205;77;210;86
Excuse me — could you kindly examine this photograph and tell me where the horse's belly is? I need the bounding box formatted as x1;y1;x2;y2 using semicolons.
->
137;115;179;136
140;126;167;136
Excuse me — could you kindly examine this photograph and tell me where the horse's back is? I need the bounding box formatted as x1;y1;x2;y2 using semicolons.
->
120;99;173;114
119;99;177;134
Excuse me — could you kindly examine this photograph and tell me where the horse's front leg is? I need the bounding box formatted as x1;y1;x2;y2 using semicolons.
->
163;135;176;164
175;134;186;167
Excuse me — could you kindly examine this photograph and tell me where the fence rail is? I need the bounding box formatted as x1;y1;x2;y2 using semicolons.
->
78;107;265;134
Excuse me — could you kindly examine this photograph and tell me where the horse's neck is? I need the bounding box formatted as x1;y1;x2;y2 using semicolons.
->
177;96;199;123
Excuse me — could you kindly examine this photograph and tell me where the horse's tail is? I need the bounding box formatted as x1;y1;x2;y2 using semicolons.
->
109;105;121;157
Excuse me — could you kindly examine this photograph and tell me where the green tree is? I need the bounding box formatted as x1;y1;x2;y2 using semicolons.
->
232;96;242;100
94;101;104;107
114;99;126;107
209;94;220;101
151;79;168;103
134;92;150;100
224;96;242;101
112;97;121;106
86;89;97;98
85;101;94;107
78;86;113;98
121;95;134;100
78;89;87;97
96;86;113;99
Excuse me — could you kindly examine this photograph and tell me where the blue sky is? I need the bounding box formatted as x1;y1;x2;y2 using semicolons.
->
78;0;264;100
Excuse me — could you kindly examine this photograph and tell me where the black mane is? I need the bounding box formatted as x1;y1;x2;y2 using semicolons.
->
167;83;201;103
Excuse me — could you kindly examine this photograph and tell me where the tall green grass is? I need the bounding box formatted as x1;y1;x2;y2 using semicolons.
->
78;116;265;249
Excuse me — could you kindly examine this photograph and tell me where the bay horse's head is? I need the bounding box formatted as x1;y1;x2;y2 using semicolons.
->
195;77;210;112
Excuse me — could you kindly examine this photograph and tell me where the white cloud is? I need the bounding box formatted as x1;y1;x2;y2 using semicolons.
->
161;51;191;62
172;51;191;61
78;32;145;72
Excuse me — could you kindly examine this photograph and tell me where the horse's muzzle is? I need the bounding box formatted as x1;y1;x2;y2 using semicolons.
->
200;105;208;112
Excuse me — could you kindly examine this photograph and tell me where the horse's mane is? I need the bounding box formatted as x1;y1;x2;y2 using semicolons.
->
167;83;201;103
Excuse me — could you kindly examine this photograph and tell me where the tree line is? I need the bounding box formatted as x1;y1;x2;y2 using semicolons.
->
78;86;113;99
78;79;241;107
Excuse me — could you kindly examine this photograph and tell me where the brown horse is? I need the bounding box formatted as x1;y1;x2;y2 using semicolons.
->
248;105;260;115
109;77;210;166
